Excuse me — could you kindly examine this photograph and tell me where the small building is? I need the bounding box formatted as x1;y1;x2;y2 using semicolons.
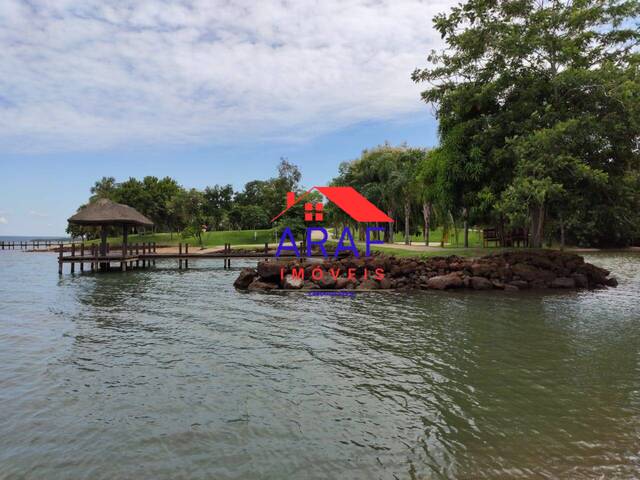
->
68;198;153;269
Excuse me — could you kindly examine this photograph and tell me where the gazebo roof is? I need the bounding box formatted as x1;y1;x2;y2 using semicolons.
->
68;198;153;227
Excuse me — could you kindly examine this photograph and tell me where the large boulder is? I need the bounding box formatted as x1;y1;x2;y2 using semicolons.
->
576;263;610;285
257;261;283;280
234;268;257;290
426;272;463;290
470;276;493;290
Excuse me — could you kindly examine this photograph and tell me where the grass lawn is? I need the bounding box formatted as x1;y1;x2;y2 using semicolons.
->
392;227;484;247
370;244;507;258
86;229;277;247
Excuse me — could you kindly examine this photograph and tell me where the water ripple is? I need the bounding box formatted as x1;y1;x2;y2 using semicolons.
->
0;252;639;479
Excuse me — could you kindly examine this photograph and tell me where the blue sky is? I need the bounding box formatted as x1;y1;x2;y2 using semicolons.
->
0;0;448;236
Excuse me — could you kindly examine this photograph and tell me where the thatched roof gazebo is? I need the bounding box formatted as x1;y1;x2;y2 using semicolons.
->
68;199;153;266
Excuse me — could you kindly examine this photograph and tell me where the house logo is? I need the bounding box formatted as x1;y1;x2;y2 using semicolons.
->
272;186;393;258
271;186;394;224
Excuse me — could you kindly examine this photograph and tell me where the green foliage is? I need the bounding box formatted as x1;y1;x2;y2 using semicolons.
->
331;144;429;243
413;0;640;247
71;158;305;239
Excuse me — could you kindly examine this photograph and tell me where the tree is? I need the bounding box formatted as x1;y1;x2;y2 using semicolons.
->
228;205;269;230
90;177;118;201
203;184;234;231
168;189;208;248
413;0;640;247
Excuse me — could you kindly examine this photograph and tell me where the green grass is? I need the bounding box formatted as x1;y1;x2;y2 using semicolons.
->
392;227;483;247
370;244;508;258
87;229;277;247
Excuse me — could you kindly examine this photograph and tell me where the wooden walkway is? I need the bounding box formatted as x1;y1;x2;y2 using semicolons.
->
0;239;322;274
53;241;311;274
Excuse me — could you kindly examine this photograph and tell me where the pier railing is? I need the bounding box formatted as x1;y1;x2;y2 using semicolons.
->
53;241;309;275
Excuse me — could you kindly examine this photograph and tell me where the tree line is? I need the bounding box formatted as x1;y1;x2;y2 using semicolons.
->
67;159;305;241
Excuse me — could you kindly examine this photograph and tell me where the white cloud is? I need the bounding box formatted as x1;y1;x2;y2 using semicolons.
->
0;0;450;153
0;217;8;225
28;210;49;218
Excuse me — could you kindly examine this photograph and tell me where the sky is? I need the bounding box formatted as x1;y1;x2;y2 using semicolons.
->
0;0;451;236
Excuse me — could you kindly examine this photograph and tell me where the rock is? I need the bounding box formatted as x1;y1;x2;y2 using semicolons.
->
470;276;493;290
303;280;320;289
571;273;588;288
257;261;283;280
605;277;618;287
512;263;555;283
504;284;519;292
577;263;610;286
283;274;303;289
247;279;278;291
551;277;575;289
357;278;379;290
508;280;529;289
335;277;355;289
233;268;257;289
234;250;617;293
471;263;493;277
426;272;463;290
315;273;337;289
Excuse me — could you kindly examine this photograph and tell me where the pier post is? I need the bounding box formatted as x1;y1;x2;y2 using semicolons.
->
58;243;63;275
99;228;108;271
179;243;183;269
91;244;95;272
136;243;139;268
152;242;156;266
70;243;75;274
185;243;189;269
121;225;128;272
80;243;84;272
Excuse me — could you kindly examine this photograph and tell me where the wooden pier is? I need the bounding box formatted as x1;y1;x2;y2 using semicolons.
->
1;240;56;250
53;241;310;275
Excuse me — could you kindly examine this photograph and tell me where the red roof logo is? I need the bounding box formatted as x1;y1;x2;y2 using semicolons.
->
271;186;393;223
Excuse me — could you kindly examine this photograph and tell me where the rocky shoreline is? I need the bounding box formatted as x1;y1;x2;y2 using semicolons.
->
234;250;618;292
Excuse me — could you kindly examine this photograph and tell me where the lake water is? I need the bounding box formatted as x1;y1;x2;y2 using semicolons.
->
1;251;639;479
